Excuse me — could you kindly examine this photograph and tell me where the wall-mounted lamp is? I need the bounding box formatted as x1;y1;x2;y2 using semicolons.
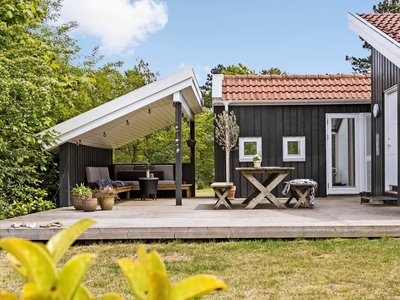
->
186;139;196;148
373;103;380;118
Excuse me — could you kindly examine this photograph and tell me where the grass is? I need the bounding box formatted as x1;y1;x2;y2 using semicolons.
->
196;187;214;197
2;238;400;299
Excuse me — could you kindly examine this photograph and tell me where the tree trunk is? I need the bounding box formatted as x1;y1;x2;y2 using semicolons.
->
226;149;230;182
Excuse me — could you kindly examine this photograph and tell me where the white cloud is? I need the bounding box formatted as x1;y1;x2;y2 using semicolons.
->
58;0;168;55
178;62;186;68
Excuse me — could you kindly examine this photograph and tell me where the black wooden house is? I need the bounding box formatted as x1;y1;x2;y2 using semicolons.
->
349;13;400;201
212;73;371;198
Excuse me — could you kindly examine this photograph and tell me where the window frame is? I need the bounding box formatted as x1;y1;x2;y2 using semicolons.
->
282;136;306;162
239;137;262;162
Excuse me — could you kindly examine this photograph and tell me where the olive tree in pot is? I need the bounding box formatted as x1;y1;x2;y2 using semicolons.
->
215;110;240;199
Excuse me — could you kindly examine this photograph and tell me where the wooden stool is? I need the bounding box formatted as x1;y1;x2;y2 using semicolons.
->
285;183;316;208
211;182;233;209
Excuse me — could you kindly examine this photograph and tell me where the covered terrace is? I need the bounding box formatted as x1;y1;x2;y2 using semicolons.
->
42;67;203;207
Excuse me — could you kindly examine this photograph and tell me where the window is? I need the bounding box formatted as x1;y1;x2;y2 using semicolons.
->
239;137;262;162
283;137;305;162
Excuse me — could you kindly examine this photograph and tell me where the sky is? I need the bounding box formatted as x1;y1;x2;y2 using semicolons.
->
57;0;380;86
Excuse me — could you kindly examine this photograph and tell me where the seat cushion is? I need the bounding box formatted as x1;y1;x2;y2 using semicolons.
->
86;166;110;183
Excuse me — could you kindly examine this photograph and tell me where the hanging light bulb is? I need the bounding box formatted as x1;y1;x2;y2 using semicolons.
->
78;139;82;145
148;108;151;114
103;132;107;137
126;120;130;125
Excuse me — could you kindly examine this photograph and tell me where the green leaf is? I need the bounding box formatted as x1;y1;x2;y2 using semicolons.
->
0;238;57;289
57;253;97;300
101;294;125;300
22;283;67;300
6;253;27;278
150;272;171;300
148;251;167;275
117;258;150;300
0;290;19;300
71;285;92;300
170;275;228;300
46;219;96;264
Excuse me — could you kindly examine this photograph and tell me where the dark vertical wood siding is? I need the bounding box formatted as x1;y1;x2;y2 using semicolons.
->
59;143;112;207
371;49;400;198
214;104;370;198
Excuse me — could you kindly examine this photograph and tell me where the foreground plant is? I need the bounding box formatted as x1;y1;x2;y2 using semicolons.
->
0;219;227;300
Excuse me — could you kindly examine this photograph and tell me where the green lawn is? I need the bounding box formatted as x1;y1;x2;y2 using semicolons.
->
2;238;400;299
195;187;214;197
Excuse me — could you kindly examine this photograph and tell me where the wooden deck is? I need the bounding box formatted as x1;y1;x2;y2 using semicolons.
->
1;196;400;241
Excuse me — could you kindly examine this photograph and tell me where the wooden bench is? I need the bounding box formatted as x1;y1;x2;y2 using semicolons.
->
112;183;193;199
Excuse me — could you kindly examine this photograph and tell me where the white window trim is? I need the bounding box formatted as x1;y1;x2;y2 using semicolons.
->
239;137;262;162
282;137;306;162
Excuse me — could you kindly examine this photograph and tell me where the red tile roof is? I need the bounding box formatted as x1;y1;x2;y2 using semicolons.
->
357;13;400;44
222;74;371;101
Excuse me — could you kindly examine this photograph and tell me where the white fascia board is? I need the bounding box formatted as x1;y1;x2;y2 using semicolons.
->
348;12;400;69
44;68;199;146
212;74;224;99
212;99;371;106
173;92;194;120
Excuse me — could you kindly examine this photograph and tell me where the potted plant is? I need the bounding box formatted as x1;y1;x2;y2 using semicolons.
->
253;153;262;168
71;183;92;210
215;110;240;200
93;185;119;210
144;163;151;178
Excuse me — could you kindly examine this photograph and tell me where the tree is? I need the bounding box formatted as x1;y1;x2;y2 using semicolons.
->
215;111;240;183
0;0;69;218
345;0;400;74
260;67;286;75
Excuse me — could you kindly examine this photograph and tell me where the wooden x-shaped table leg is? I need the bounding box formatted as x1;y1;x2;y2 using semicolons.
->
213;186;232;210
241;173;288;209
290;186;314;209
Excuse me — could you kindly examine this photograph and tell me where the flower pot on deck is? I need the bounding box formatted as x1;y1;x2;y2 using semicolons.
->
99;196;115;210
227;185;236;201
82;198;98;212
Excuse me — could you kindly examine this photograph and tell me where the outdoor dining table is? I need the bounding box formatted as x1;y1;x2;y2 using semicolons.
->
236;167;295;209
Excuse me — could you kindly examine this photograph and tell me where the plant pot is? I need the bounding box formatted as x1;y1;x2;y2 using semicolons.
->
99;196;114;210
253;161;261;168
82;198;98;212
71;195;84;210
227;185;236;201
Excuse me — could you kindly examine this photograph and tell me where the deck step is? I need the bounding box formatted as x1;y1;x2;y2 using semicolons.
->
360;196;398;206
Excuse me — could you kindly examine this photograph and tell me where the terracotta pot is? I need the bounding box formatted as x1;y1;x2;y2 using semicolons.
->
253;161;261;168
71;195;83;210
227;185;236;200
99;196;114;210
82;198;98;212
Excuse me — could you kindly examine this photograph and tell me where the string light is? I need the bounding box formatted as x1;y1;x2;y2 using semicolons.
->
103;132;107;137
148;108;151;114
126;120;130;125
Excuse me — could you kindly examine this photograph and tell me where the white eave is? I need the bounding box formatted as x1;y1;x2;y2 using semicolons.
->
348;12;400;69
41;67;203;152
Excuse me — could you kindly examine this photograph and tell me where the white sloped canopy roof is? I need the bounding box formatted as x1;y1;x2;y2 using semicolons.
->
43;67;203;151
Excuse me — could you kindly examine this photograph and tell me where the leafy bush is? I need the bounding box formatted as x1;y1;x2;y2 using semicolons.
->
0;219;227;299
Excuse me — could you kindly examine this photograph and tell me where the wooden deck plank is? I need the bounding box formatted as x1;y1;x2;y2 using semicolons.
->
2;196;400;240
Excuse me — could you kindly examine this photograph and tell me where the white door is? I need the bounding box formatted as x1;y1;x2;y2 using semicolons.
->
326;113;370;195
385;87;398;191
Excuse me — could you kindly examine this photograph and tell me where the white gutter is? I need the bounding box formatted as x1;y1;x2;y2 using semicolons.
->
213;98;371;106
348;12;400;69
